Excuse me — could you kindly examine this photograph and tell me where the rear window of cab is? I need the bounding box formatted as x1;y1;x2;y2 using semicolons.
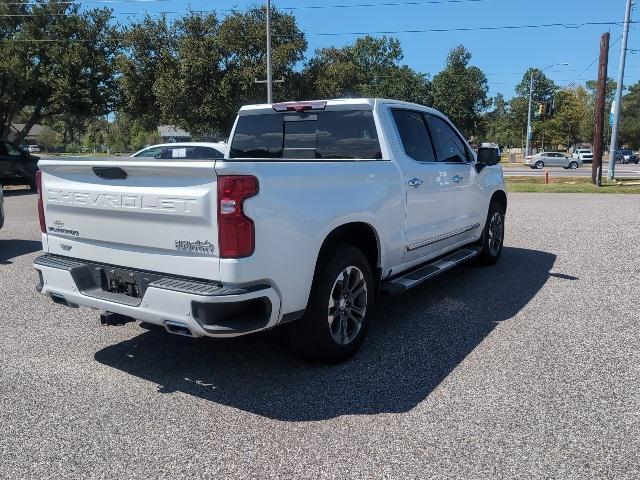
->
230;110;382;160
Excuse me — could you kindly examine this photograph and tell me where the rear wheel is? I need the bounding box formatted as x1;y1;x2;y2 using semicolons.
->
535;161;544;169
28;177;37;191
475;201;505;266
286;245;373;363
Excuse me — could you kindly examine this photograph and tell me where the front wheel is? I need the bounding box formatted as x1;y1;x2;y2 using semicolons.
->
475;201;505;266
286;245;374;363
569;161;579;169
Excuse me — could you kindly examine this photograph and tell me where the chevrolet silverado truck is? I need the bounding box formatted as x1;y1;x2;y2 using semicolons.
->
33;99;506;362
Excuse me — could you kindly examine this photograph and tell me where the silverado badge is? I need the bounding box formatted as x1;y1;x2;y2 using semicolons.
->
175;240;215;255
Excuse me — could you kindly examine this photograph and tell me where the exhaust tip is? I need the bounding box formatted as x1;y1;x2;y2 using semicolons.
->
165;321;194;337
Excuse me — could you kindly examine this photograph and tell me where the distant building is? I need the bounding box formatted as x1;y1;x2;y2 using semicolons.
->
157;125;191;143
8;123;57;144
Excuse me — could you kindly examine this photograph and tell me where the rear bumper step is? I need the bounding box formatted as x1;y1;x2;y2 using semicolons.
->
34;254;281;337
381;247;480;295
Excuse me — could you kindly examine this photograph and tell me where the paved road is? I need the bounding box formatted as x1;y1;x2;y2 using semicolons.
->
1;191;639;479
503;163;640;178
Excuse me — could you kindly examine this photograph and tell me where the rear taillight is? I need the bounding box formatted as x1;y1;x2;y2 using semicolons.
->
217;175;259;258
36;170;46;233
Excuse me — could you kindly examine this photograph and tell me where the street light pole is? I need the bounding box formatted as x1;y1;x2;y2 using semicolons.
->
607;0;633;181
524;63;569;157
266;0;273;104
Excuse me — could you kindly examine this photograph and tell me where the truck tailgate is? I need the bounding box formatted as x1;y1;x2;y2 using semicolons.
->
38;159;220;281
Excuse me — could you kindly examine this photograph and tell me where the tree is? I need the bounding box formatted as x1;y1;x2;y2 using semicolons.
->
0;1;118;144
118;7;307;136
216;6;307;130
431;45;490;138
152;12;225;136
304;36;431;106
116;15;175;132
539;87;590;149
618;82;640;149
37;128;61;153
483;93;521;148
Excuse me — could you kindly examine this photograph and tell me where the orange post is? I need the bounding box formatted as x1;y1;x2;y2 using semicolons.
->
544;171;549;184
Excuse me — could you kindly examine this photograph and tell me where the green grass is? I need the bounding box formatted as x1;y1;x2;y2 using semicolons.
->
506;176;640;194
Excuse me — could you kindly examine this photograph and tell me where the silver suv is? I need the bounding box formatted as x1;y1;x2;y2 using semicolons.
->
524;152;581;169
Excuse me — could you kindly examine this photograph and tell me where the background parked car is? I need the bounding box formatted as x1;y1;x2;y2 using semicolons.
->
131;142;226;159
615;149;638;164
572;149;593;163
0;140;40;190
524;152;581;169
19;144;41;154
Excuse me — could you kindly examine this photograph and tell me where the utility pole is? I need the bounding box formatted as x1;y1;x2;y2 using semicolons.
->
525;72;534;156
608;0;633;181
593;32;610;186
255;0;283;102
266;0;273;104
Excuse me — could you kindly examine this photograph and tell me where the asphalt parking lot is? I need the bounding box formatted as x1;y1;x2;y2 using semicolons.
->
1;191;639;479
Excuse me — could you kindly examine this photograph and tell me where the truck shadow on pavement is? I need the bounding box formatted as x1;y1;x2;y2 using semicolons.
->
95;246;557;422
0;240;42;265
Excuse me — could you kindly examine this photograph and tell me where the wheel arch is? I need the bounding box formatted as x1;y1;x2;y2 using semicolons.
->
491;189;507;214
314;221;381;286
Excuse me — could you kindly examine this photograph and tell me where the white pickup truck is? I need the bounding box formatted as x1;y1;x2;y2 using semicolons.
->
34;99;506;362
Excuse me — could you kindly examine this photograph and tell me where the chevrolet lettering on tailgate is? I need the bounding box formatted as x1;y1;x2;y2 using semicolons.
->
46;189;199;214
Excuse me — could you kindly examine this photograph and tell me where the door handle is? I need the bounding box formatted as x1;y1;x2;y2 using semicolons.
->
408;178;423;188
452;175;463;183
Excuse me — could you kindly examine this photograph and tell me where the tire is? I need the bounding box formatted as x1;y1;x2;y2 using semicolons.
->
475;201;505;266
535;161;544;169
286;245;374;363
28;177;37;192
569;161;578;169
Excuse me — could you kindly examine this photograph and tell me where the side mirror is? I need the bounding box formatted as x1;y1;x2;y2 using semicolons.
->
477;147;500;166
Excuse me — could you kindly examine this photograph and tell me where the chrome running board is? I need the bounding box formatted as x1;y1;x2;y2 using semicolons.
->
381;247;480;295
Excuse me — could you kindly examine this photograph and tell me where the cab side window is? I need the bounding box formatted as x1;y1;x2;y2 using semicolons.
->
427;115;471;163
4;142;22;156
391;109;436;162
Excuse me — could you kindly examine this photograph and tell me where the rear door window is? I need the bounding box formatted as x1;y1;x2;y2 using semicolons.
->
390;109;436;162
230;110;381;160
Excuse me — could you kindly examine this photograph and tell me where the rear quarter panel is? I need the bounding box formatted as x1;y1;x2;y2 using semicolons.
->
214;160;404;314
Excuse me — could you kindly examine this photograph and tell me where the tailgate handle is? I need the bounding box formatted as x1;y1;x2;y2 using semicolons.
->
92;167;127;180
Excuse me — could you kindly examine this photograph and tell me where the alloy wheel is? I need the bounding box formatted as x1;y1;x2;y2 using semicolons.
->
327;266;367;345
488;212;504;257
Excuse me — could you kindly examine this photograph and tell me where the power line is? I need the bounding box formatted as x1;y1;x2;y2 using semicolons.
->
1;20;631;37
2;0;497;7
0;0;504;16
565;35;623;87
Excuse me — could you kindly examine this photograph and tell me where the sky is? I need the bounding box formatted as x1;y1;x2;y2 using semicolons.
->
103;0;638;100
